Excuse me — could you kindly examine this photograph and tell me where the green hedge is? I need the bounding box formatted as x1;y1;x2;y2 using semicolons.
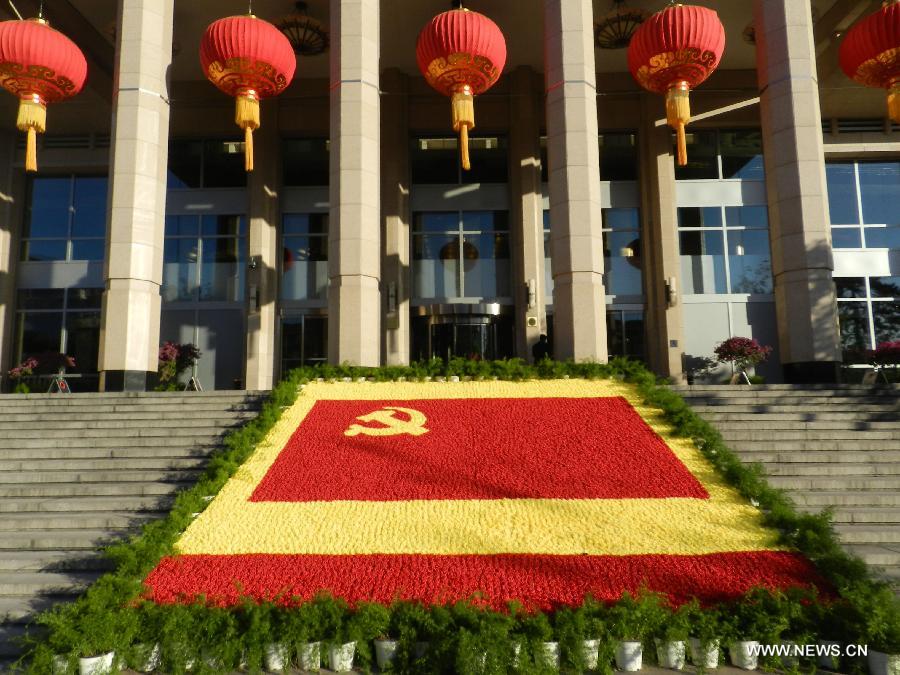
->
19;358;900;674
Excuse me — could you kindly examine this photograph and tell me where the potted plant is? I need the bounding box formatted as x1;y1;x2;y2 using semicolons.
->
513;610;560;671
7;356;38;393
348;602;390;671
73;605;133;675
195;605;241;673
840;584;900;675
713;336;772;384
157;602;200;673
156;341;201;391
316;595;355;672
452;602;514;674
580;597;615;673
283;598;325;672
123;603;164;674
721;591;788;671
682;600;721;672
608;590;665;672
653;602;689;670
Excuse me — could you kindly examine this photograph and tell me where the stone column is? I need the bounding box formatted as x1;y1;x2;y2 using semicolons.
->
639;95;685;380
543;0;608;362
98;0;173;391
328;0;381;366
0;132;19;378
381;68;410;365
755;0;842;382
245;101;280;390
509;66;547;360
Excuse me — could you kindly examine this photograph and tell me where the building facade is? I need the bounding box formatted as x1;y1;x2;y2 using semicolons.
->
0;0;897;391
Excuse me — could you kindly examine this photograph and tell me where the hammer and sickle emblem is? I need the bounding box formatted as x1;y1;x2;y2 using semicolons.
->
344;406;429;437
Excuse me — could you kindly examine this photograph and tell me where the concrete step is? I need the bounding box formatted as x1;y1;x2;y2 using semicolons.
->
845;544;900;567
791;490;900;507
700;418;900;430
797;506;900;524
0;390;266;403
0;551;112;573
0;529;135;551
0;434;228;449
0;572;100;598
0;481;192;498
0;417;252;431
766;476;900;490
0;469;202;484
725;439;900;451
733;450;900;464
0;495;174;514
718;429;900;441
0;402;263;416
0;457;206;472
690;404;898;413
834;525;900;545
0;511;164;531
762;463;900;477
0;446;212;460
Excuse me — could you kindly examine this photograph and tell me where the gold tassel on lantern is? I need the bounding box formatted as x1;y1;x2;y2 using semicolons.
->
451;85;475;171
666;81;691;167
235;90;260;172
17;94;46;173
889;80;899;125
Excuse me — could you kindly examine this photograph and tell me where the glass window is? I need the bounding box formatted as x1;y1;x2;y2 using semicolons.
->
280;315;328;374
16;312;63;356
873;300;900;344
203;140;246;188
168;140;203;188
832;227;862;249
25;178;69;238
413;233;461;297
679;230;727;294
678;207;722;228
163;238;199;302
825;163;858;224
162;215;246;303
871;276;900;298
65;311;100;374
720;130;763;180
674;131;718;180
410;137;508;185
282;213;328;301
837;301;870;363
603;230;642;295
463;233;510;298
728;229;772;294
858;163;900;225
603;208;641;230
71;177;108;238
725;206;768;228
599;133;638;181
283;138;329;186
67;288;103;309
17;288;64;309
836;277;866;299
199;236;244;301
23;176;108;262
415;212;458;233
863;227;900;249
606;310;645;360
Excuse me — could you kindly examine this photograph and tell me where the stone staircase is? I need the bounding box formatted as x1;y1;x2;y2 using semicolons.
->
0;390;267;668
673;384;900;588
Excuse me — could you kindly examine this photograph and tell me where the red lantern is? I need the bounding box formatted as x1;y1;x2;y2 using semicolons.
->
840;0;900;124
200;15;296;172
0;18;87;172
627;4;725;166
416;4;506;170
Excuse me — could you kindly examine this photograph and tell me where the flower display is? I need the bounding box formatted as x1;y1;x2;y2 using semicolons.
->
7;356;38;381
145;380;823;609
714;337;772;371
156;341;201;390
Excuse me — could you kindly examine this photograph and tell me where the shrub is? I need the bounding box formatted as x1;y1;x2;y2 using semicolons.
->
713;337;772;371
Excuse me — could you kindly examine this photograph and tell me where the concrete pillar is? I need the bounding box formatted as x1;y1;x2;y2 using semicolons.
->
543;0;608;362
328;0;381;366
0;132;19;379
98;0;173;391
755;0;842;383
639;95;685;380
509;66;547;361
245;102;280;390
381;68;410;366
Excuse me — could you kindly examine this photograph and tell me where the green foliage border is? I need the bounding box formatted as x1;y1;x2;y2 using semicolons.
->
19;357;900;673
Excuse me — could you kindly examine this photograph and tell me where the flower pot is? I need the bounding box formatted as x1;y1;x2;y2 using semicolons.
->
264;642;290;672
298;641;321;671
78;652;115;675
616;641;643;672
413;641;430;659
781;640;799;670
375;639;399;669
729;641;759;671
537;641;560;670
655;639;686;670
582;639;601;670
131;643;161;673
52;655;70;675
817;640;841;670
688;638;719;669
328;642;356;673
510;639;522;668
869;650;900;675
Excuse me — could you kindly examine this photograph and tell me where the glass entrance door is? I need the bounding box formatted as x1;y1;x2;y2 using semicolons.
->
431;322;493;361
